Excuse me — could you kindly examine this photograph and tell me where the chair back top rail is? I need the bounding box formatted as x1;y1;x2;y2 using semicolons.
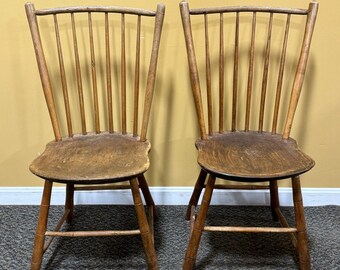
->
180;2;318;140
34;6;156;16
25;3;165;142
188;6;308;15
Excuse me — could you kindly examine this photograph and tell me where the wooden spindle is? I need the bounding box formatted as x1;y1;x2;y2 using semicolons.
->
205;14;213;136
121;13;127;134
133;15;141;137
272;14;291;135
88;12;100;133
71;13;87;135
245;12;256;132
219;13;224;133
53;14;73;137
258;13;273;133
232;12;239;131
105;12;114;133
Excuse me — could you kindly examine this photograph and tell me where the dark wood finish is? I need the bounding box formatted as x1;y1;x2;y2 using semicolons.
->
270;180;280;221
180;1;318;269
195;132;314;181
185;169;207;220
65;183;74;223
26;3;164;269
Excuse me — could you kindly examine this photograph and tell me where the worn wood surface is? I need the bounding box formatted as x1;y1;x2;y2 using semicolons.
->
196;131;314;181
30;133;151;184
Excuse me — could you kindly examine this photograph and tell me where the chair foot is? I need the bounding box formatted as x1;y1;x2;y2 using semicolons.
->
31;180;53;270
292;176;311;270
185;169;207;220
183;175;216;269
130;178;158;269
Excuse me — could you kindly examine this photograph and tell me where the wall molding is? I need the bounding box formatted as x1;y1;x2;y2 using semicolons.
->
0;187;339;206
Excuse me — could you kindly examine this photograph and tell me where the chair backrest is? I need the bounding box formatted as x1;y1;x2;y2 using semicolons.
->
26;3;165;142
180;2;318;140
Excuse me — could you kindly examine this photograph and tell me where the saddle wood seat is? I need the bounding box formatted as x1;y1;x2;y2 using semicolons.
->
196;131;314;181
30;133;151;184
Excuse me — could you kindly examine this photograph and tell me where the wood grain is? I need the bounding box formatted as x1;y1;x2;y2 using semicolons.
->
30;133;151;184
196;131;314;180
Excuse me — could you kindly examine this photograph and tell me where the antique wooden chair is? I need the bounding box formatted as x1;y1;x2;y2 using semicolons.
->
25;2;164;269
180;1;318;269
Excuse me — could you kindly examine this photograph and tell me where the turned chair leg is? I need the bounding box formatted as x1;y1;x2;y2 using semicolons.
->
31;180;53;270
185;169;208;220
183;175;216;270
138;174;159;221
130;178;158;270
270;180;280;221
65;183;74;223
292;176;311;270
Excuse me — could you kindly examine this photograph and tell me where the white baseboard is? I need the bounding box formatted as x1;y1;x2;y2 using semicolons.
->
0;187;339;206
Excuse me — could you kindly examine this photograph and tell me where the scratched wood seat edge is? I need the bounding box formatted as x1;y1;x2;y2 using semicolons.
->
30;133;151;184
196;131;315;181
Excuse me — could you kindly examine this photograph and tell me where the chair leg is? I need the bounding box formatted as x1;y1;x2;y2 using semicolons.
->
185;169;207;220
31;180;53;270
270;180;280;221
130;178;158;270
138;174;159;221
183;175;216;270
65;183;74;223
291;176;311;270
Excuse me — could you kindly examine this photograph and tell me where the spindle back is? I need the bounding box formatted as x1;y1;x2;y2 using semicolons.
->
26;3;165;141
180;2;318;140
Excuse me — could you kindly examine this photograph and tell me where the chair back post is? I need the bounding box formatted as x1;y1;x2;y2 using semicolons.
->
180;1;207;140
283;2;318;139
140;4;165;142
25;2;62;141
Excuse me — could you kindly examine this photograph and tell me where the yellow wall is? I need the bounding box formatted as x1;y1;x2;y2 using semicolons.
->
0;0;339;188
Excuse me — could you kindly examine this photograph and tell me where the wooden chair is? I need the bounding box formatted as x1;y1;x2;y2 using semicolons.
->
180;1;318;269
25;2;164;269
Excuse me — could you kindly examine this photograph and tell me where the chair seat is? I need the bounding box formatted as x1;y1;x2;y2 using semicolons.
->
30;133;151;184
196;131;315;181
